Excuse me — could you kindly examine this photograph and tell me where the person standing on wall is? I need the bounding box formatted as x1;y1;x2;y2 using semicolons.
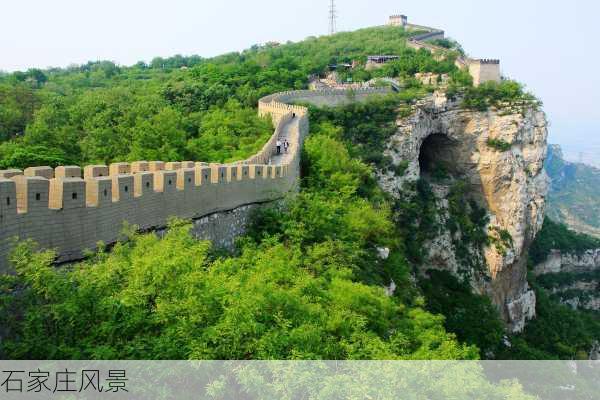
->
276;138;282;155
284;139;290;153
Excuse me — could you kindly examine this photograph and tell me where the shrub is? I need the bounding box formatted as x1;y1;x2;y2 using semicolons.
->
486;138;512;152
462;81;541;111
529;218;600;265
393;160;409;176
419;270;505;356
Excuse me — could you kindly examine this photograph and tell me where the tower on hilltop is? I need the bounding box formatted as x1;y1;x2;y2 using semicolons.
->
388;14;408;27
329;0;337;35
468;59;501;86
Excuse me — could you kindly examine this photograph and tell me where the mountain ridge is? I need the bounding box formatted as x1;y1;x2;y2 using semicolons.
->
545;144;600;237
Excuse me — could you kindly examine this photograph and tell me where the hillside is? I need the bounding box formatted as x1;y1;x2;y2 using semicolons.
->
545;144;600;237
0;26;457;169
1;24;598;362
0;25;479;361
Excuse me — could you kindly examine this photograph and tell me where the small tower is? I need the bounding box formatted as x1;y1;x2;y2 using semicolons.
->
388;15;408;27
468;59;501;86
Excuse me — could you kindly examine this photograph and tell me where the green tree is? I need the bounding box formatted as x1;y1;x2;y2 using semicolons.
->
128;107;188;161
186;100;272;163
0;221;477;360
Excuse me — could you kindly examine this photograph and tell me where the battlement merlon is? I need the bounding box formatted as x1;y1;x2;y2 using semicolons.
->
472;59;501;65
0;89;368;272
468;59;502;86
388;15;408;27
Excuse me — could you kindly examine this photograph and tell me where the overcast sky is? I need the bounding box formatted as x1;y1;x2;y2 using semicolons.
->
1;0;598;152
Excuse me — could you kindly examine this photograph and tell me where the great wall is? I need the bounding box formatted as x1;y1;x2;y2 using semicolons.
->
389;14;501;86
0;88;394;272
0;16;502;273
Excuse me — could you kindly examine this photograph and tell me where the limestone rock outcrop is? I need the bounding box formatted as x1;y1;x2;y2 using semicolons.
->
535;249;600;275
534;249;600;311
378;91;549;332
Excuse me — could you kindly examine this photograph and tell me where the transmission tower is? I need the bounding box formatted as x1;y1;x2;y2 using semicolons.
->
328;0;337;35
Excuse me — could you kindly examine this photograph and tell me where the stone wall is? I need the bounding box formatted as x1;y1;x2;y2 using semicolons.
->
395;16;501;86
0;91;313;273
154;202;278;251
0;88;392;273
406;24;445;42
190;204;264;250
469;59;502;86
261;88;391;108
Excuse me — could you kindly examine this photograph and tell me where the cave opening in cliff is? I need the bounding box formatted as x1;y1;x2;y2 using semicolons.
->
418;134;460;180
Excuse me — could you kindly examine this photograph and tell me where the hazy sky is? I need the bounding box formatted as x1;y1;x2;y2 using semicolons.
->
1;0;598;151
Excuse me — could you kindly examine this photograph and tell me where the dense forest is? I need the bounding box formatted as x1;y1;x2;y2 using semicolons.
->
0;25;597;360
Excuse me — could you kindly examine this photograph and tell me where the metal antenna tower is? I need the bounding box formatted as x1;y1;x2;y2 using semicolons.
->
328;0;337;35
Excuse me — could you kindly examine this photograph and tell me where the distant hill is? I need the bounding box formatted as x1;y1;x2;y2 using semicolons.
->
560;144;600;169
545;144;600;237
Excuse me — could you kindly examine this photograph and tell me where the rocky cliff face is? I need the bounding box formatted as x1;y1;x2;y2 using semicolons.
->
535;249;600;275
534;249;600;311
378;91;549;332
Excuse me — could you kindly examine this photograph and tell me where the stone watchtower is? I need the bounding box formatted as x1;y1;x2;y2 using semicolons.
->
388;15;408;27
468;59;501;86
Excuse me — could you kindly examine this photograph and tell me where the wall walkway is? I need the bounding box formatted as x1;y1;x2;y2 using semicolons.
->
0;88;387;272
404;22;500;83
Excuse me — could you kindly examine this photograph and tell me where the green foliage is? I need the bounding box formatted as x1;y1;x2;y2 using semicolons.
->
308;92;425;173
488;227;514;256
0;141;69;169
429;38;465;55
446;181;489;274
0;25;459;170
186;100;272;163
393;179;441;265
2;224;424;359
394;160;409;176
419;270;505;356
536;270;600;290
498;284;600;360
529;217;600;264
486;138;512;152
544;145;600;236
448;69;473;91
0;83;40;140
0;131;477;359
462;81;541;112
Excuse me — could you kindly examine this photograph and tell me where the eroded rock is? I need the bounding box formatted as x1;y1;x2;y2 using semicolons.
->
378;91;549;332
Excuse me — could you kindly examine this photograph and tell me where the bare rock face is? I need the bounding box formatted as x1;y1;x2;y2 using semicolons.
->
590;341;600;360
535;249;600;275
378;92;549;332
534;249;600;311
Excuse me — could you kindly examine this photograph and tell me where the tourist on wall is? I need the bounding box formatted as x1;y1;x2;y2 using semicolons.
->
276;139;282;154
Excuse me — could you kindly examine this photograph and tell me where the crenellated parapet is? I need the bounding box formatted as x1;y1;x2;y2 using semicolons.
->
0;90;319;272
0;82;395;271
468;59;502;86
477;59;500;64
